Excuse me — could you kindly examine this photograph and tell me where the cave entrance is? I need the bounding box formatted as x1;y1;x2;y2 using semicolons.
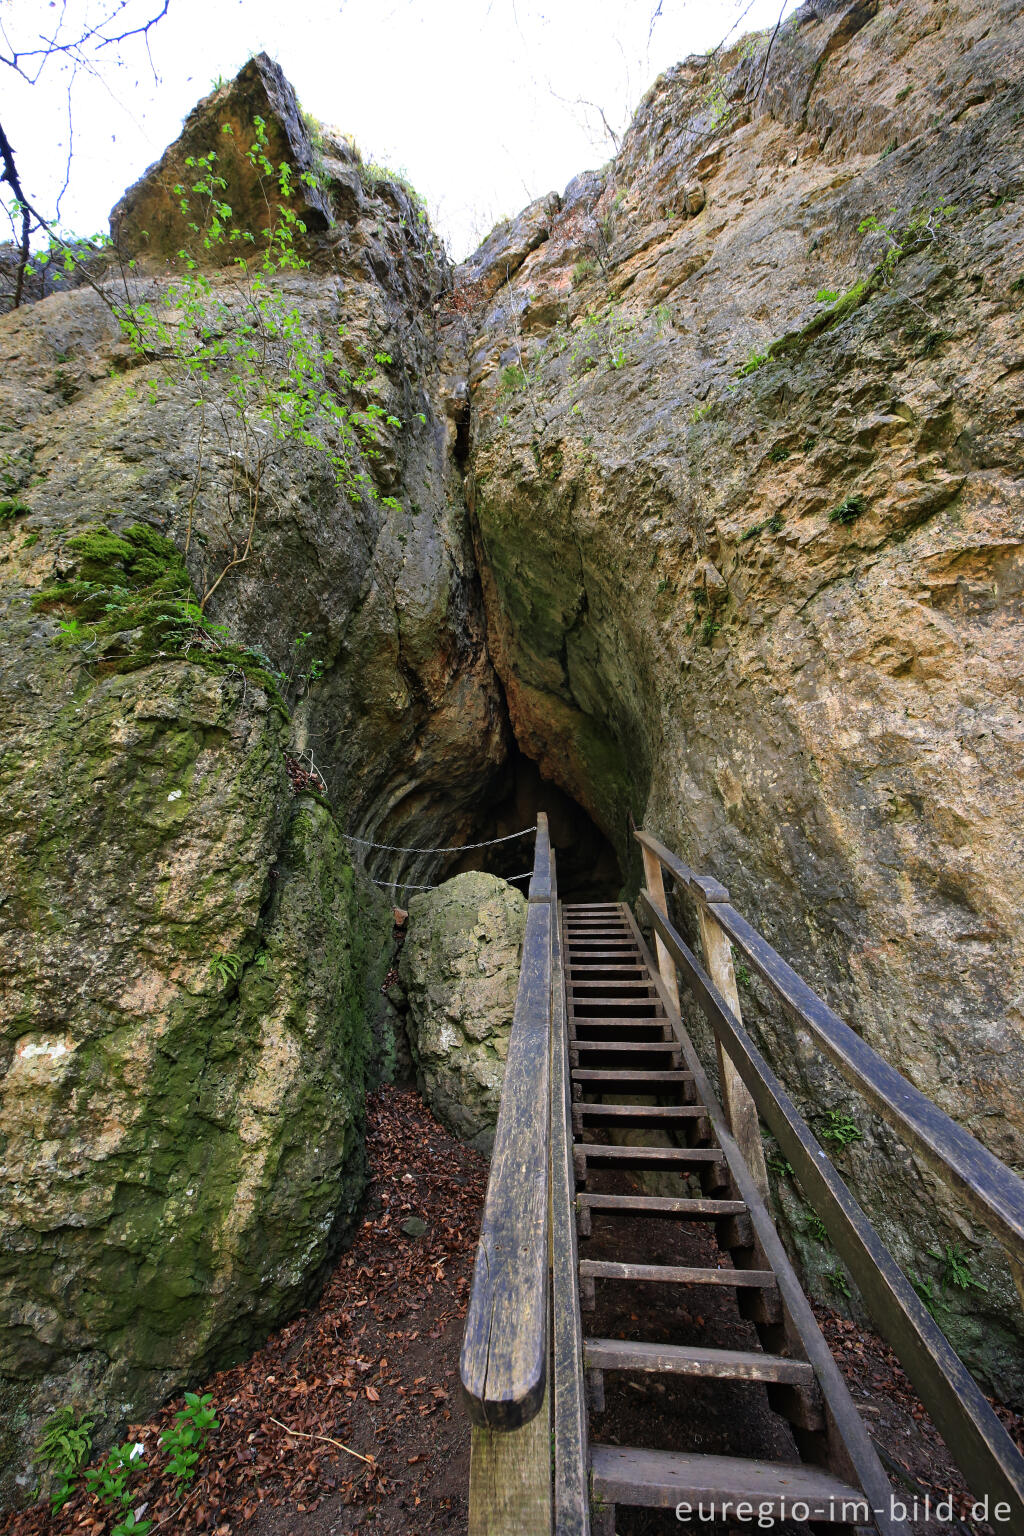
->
444;745;623;903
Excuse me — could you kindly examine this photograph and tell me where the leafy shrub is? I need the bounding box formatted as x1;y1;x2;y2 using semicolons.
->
820;1109;864;1146
160;1392;221;1491
735;348;769;377
829;494;866;525
33;1409;94;1512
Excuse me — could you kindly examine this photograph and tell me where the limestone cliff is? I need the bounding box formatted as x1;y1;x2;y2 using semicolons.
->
458;0;1024;1396
2;0;1023;1495
0;54;506;1496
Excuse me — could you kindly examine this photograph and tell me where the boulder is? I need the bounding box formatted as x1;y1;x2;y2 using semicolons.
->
398;873;527;1151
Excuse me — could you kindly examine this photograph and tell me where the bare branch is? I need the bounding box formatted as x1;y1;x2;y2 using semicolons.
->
755;1;791;106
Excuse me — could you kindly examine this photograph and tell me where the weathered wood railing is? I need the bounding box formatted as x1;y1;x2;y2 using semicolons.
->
635;827;1024;1524
461;812;555;1531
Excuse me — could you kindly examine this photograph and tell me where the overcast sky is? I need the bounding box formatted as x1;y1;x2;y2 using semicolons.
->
3;0;798;259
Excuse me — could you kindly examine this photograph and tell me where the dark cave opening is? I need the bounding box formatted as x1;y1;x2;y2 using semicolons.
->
452;398;471;473
443;744;623;903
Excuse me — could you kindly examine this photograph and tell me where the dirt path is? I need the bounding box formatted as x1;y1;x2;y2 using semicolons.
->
2;1088;486;1536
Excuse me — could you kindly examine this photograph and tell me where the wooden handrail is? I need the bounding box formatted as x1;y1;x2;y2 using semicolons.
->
638;888;1024;1521
460;813;553;1431
634;830;1024;1271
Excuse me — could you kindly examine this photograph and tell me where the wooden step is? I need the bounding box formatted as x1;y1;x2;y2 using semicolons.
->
574;1144;724;1166
589;1445;868;1520
583;1338;816;1387
566;920;630;927
577;1192;739;1234
568;962;646;972
577;1194;744;1219
580;1259;776;1290
567;935;636;943
567;948;640;958
569;1016;668;1029
574;1103;703;1119
564;921;629;933
571;980;656;991
571;1030;671;1045
571;1068;692;1084
570;1041;681;1056
570;1004;665;1016
569;970;648;981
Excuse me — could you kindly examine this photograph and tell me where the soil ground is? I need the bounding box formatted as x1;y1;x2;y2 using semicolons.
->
3;1085;1020;1536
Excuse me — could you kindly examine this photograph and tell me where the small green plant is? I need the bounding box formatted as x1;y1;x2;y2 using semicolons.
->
828;1267;852;1299
734;961;752;989
112;1515;154;1536
766;1151;794;1179
0;497;30;520
209;952;243;986
701;614;721;646
858;199;954;273
768;444;791;463
55;615;90;646
701;77;732;131
911;1272;940;1317
928;1242;988;1293
160;1392;220;1491
33;1408;94;1512
497;364;528;398
82;1441;148;1514
829;494;866;525
735;348;769;378
572;257;597;286
820;1109;864;1148
656;578;672;594
739;512;785;542
804;1212;830;1245
815;288;840;304
690;400;713;424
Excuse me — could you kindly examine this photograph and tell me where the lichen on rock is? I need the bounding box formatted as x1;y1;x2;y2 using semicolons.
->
399;873;527;1152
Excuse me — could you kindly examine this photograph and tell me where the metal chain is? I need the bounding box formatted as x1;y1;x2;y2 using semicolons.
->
345;824;537;856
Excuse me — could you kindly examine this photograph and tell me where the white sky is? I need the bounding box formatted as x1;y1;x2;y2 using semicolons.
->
2;0;798;259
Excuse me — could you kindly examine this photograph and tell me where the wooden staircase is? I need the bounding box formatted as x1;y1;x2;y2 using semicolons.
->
565;900;887;1532
459;815;1024;1536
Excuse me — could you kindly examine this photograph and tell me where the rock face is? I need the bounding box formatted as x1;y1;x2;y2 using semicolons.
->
0;642;393;1487
3;0;1024;1487
399;873;527;1150
0;54;506;1494
457;0;1024;1397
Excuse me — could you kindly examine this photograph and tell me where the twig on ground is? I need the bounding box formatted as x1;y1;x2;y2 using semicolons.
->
267;1416;375;1466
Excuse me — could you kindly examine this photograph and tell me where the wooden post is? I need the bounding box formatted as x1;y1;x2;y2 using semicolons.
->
469;1381;552;1535
694;887;771;1203
1011;1258;1024;1316
640;843;680;1012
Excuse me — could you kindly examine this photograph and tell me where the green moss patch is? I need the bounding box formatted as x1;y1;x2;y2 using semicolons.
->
33;522;286;706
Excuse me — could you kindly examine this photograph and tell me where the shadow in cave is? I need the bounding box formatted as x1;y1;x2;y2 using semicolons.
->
444;745;623;903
